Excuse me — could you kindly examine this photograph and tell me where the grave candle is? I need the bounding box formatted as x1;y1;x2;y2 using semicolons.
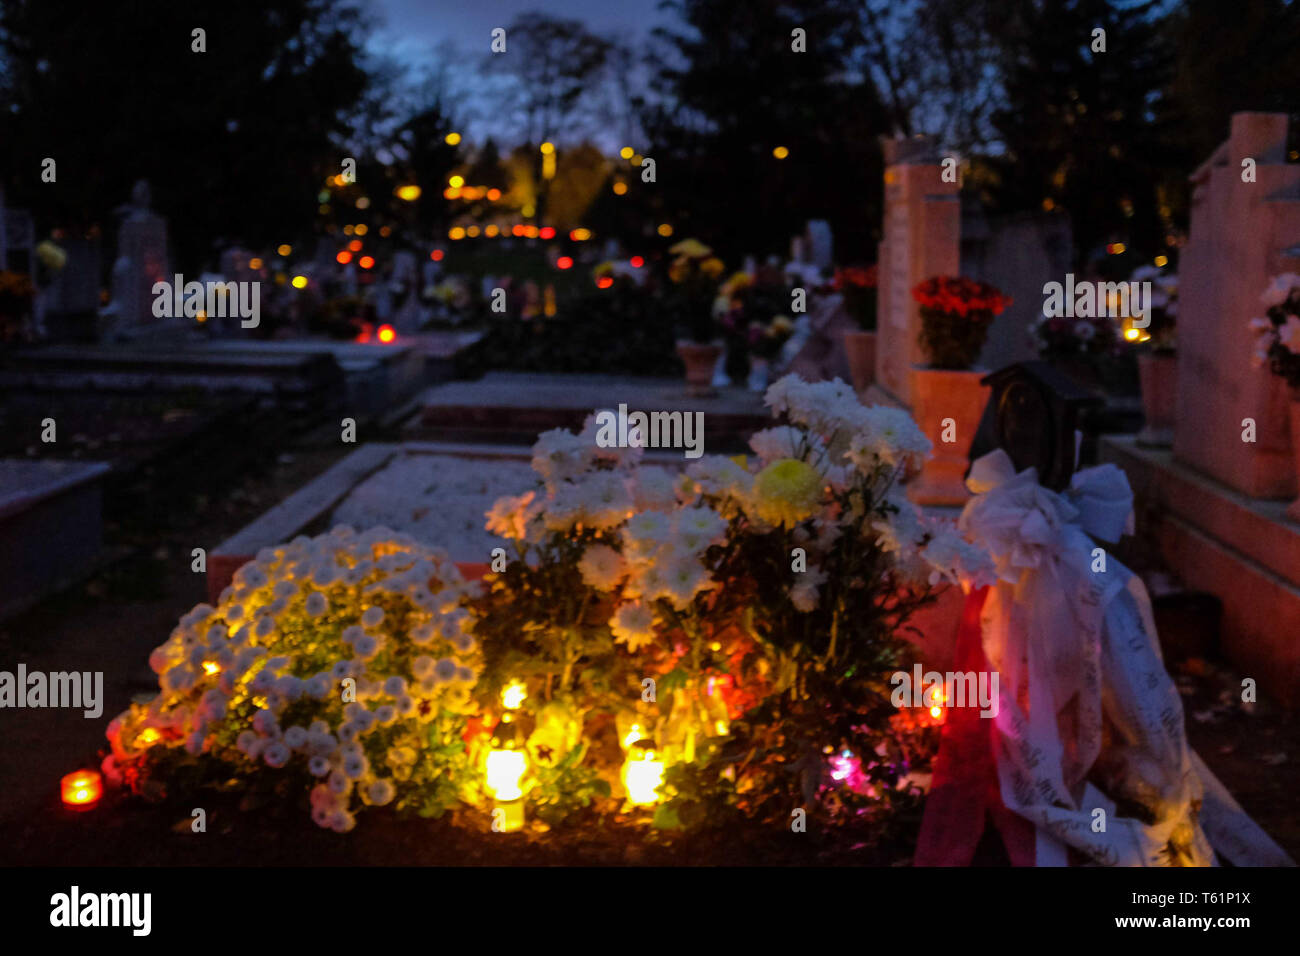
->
61;770;102;810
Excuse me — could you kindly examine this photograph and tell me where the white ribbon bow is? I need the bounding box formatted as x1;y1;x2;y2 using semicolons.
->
960;450;1213;866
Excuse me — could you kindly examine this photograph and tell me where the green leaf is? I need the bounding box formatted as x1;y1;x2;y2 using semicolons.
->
659;667;688;694
652;803;683;830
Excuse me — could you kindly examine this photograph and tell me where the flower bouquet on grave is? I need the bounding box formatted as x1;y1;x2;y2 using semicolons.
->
1126;264;1178;353
108;376;992;841
473;377;993;835
104;529;484;832
664;239;725;345
1250;273;1300;392
835;264;878;332
1250;273;1300;520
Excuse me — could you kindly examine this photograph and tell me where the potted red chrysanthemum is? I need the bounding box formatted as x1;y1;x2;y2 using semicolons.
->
836;265;878;394
908;276;1011;504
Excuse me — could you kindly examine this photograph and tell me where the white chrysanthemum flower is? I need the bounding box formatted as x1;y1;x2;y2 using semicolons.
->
847;407;932;472
262;741;291;768
329;808;357;833
342;752;369;780
367;779;397;806
304;592;329;618
361;606;384;628
624;510;672;558
578;544;627;591
660;553;715;609
749;425;812;464
252;708;279;737
435;658;458;682
789;566;828;612
685;455;754;499
674;505;727;552
610;601;657;652
485;490;538;540
283;725;309;751
308;755;331;777
578;471;634;529
630;466;678;512
531;427;594;487
1261;273;1300;308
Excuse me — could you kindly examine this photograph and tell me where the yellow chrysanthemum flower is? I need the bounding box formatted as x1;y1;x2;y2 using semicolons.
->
750;458;822;527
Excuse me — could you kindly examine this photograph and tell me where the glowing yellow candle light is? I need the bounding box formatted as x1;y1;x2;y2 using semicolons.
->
61;770;102;810
622;745;666;806
486;720;528;831
501;680;527;711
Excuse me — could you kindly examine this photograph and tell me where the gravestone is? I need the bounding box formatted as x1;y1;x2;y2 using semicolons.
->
874;136;961;407
3;203;35;273
100;180;170;337
391;250;421;333
805;220;833;271
1175;112;1300;499
962;208;1073;372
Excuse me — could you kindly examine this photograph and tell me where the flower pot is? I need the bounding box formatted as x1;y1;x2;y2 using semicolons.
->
908;366;992;506
1137;352;1177;447
1289;391;1300;524
677;341;723;397
843;330;877;395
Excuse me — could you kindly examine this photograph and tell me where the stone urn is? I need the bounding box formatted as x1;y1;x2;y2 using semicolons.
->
843;330;877;395
1289;389;1300;524
908;366;992;506
1137;352;1177;447
677;341;724;397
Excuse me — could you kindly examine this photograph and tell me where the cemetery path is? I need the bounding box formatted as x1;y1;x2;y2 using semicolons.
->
0;445;352;835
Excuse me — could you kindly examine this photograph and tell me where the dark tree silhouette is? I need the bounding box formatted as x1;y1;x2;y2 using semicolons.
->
0;0;372;271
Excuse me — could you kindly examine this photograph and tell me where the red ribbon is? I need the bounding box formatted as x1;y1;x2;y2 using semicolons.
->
914;586;1035;866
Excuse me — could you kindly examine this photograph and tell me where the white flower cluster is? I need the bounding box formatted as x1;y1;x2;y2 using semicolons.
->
107;526;482;831
488;377;990;635
1251;273;1300;365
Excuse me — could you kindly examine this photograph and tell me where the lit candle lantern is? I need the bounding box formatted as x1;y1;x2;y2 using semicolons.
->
501;680;527;711
485;716;528;831
622;741;666;806
61;770;102;810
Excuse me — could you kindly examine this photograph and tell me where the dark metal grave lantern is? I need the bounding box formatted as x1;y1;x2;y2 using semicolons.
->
967;361;1103;492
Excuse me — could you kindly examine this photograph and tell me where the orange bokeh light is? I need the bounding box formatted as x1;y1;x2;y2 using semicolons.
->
61;770;102;809
336;251;352;264
359;256;375;269
348;239;363;252
539;226;556;240
430;249;444;261
377;325;396;343
556;256;574;270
